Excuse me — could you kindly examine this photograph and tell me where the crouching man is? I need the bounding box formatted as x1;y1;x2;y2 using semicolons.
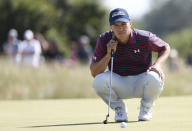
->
90;8;170;122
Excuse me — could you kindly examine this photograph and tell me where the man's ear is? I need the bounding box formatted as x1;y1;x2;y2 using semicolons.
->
129;21;132;26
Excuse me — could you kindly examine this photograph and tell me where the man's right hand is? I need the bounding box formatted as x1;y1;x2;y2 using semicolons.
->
90;38;118;77
107;39;118;56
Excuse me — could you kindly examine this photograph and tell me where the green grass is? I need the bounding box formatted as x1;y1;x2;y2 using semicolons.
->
163;64;192;96
0;96;192;131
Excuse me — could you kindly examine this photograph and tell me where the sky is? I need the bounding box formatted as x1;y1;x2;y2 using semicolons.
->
104;0;151;19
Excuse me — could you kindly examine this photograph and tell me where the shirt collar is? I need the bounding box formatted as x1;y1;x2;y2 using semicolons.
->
128;28;136;44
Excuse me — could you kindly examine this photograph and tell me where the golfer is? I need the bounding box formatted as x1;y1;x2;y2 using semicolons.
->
90;8;170;122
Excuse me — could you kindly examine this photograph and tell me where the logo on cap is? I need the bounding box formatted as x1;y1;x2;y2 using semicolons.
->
112;11;126;18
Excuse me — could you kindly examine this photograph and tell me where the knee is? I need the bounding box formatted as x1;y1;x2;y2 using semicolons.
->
93;72;109;93
146;71;164;90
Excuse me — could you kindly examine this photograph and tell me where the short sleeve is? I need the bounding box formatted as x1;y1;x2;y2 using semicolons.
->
148;33;169;52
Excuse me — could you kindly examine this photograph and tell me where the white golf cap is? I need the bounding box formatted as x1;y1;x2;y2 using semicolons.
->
8;29;18;38
24;29;34;40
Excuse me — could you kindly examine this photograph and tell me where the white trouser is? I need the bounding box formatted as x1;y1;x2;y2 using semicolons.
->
93;71;164;110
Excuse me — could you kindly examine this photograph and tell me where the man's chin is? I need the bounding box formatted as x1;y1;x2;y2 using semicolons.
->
117;36;126;40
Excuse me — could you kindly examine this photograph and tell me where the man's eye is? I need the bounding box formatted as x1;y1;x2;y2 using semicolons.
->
122;23;127;25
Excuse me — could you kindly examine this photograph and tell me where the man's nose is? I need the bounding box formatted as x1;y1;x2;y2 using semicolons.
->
117;25;124;31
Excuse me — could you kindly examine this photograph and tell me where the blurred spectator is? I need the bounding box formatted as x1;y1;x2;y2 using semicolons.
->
64;41;78;67
168;48;179;71
35;33;64;64
187;49;192;66
70;41;78;61
17;30;42;68
34;33;49;53
44;39;64;63
3;29;21;63
77;35;92;64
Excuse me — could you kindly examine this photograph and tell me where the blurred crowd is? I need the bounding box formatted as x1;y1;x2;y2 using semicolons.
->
2;28;192;70
167;48;192;71
2;29;93;68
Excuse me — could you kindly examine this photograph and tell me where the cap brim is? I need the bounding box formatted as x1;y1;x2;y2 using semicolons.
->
110;18;130;25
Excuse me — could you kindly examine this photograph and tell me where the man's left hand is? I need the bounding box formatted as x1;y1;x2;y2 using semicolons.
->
146;64;165;81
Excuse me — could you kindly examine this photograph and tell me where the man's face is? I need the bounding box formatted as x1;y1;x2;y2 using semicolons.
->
111;21;132;42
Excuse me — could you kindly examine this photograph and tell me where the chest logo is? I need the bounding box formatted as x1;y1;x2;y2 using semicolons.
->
133;49;140;53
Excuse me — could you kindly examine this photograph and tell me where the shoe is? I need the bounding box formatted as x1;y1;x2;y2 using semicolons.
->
138;104;152;121
115;107;128;122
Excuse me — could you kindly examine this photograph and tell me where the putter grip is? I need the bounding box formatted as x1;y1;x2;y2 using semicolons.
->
111;33;116;57
111;49;114;57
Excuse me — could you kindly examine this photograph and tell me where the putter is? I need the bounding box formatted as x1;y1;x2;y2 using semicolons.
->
103;33;117;124
103;49;114;124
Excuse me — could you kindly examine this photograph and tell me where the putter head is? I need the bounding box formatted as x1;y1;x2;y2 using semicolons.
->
103;114;109;124
103;119;108;124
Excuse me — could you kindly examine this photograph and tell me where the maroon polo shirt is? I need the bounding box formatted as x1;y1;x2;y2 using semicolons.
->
92;29;169;76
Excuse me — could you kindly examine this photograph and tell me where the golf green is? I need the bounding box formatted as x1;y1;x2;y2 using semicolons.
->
0;96;192;131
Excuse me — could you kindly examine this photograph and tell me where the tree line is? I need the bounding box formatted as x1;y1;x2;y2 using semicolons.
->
0;0;108;54
141;0;192;58
1;0;192;58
